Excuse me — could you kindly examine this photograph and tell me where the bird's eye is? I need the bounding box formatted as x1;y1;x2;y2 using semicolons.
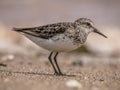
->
86;23;91;26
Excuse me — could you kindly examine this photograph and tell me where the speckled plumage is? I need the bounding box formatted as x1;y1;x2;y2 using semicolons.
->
13;18;107;75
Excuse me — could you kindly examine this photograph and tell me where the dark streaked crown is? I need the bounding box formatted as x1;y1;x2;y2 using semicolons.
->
74;18;94;26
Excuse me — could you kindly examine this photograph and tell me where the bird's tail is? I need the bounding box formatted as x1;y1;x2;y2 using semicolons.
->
13;27;22;32
12;27;39;37
13;27;34;32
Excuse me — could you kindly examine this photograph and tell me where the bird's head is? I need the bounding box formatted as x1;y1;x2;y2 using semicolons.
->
75;18;107;38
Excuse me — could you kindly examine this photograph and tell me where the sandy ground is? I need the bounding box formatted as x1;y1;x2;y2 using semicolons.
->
0;53;120;90
0;1;120;90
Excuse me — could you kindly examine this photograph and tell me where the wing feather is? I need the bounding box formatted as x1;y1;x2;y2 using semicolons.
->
13;23;73;39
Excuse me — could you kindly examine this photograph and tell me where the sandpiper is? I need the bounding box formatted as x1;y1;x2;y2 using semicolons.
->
13;18;107;75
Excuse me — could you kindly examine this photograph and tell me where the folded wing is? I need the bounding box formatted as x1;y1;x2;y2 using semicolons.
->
13;23;69;39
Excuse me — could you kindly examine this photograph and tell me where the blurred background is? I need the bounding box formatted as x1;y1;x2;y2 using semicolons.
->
0;0;120;57
0;0;120;65
0;0;120;90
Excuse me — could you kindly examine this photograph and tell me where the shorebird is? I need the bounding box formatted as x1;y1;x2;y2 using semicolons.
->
13;18;107;75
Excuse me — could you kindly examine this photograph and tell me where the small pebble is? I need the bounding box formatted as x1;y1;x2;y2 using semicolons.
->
84;76;87;80
1;54;15;61
66;79;82;89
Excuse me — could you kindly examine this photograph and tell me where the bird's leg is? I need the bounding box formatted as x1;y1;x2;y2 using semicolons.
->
54;52;63;75
48;52;58;74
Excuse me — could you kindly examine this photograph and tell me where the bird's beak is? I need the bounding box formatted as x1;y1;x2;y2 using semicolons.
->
93;28;107;38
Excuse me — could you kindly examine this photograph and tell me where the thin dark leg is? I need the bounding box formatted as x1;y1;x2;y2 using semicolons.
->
48;52;58;74
54;52;63;75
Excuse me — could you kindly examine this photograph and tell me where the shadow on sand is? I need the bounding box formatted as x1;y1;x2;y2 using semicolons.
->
0;69;76;77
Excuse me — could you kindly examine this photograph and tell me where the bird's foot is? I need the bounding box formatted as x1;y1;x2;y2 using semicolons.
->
54;72;64;76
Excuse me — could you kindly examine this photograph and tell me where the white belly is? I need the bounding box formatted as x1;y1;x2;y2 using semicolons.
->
23;33;82;52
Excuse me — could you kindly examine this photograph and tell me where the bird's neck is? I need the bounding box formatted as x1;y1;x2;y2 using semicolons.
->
78;30;88;44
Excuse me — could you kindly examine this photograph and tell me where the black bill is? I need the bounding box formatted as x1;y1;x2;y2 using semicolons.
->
94;28;107;38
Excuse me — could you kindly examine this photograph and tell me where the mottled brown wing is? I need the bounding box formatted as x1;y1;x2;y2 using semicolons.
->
13;23;71;39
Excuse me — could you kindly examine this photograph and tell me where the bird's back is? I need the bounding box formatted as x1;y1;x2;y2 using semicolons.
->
13;22;75;39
